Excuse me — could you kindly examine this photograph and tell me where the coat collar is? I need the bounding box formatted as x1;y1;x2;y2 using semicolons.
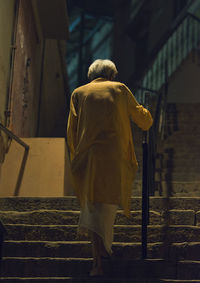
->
91;77;109;83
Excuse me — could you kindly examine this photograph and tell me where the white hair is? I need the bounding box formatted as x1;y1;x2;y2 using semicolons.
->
87;59;118;81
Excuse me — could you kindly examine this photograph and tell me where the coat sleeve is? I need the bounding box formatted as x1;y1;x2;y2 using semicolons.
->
67;92;78;161
122;84;153;131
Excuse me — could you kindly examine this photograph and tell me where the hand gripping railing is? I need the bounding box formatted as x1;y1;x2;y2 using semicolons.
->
0;122;30;196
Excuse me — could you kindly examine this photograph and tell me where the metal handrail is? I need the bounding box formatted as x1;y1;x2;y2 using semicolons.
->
140;64;168;259
137;9;200;264
0;123;29;268
0;123;29;150
0;123;29;196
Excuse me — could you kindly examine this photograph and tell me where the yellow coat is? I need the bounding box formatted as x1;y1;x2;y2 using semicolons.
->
67;78;153;216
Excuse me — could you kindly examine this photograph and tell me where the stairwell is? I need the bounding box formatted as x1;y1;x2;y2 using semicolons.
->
0;103;200;282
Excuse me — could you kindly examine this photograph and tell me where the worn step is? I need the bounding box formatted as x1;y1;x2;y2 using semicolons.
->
163;133;200;142
162;151;200;158
0;258;177;278
156;183;200;198
0;197;200;212
3;241;200;261
161;173;200;182
2;258;200;279
3;224;200;243
0;209;196;226
161;282;200;283
0;210;162;225
161;158;200;167
0;278;149;283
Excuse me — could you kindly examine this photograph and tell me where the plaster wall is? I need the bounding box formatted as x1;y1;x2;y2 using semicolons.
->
0;0;15;125
0;138;74;197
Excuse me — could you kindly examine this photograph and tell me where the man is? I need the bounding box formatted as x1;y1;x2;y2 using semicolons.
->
67;59;153;276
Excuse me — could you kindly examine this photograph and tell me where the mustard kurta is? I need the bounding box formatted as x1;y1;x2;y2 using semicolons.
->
67;78;153;216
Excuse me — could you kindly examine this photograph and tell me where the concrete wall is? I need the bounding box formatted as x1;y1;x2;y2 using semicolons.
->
10;0;42;137
0;0;15;125
0;138;74;197
9;0;68;138
37;39;68;137
168;51;200;103
113;0;135;84
148;0;175;54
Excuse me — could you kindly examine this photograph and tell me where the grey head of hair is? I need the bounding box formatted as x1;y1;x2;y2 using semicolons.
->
87;59;118;81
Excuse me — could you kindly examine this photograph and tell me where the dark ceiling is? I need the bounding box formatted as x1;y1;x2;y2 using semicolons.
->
67;0;122;17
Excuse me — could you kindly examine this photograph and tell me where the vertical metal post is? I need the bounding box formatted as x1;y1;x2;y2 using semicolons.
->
141;92;150;259
142;136;148;259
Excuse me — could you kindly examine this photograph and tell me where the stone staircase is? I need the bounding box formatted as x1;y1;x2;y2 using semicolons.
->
0;103;199;282
0;196;200;282
159;103;200;196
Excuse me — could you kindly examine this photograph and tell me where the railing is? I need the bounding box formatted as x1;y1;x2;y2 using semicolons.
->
139;10;200;260
0;123;29;196
141;79;168;259
135;14;200;260
0;123;29;268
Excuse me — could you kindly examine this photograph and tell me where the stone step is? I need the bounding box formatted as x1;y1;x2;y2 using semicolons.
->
160;152;200;159
0;209;196;226
163;133;200;142
156;182;200;196
161;173;200;182
1;279;200;283
160;281;200;283
162;146;200;154
3;224;200;243
3;241;200;261
0;197;200;212
161;160;200;168
162;141;200;149
158;168;200;177
165;129;200;136
0;278;149;283
0;258;178;278
155;184;200;198
1;258;200;279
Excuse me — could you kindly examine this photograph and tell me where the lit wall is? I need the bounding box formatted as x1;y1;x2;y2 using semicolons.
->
0;0;15;125
0;138;74;197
